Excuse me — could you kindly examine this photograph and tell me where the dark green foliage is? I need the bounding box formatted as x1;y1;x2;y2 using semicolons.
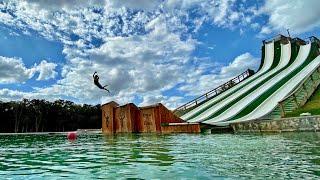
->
0;99;101;133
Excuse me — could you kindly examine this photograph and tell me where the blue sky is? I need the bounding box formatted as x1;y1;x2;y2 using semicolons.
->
0;0;319;108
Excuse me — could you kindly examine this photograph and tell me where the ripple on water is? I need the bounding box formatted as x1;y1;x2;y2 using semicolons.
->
0;132;320;179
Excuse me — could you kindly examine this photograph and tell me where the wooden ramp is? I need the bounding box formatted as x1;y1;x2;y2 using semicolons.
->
101;101;200;134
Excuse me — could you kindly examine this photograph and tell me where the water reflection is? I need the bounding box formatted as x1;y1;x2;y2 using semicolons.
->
0;133;319;179
103;134;174;166
279;132;320;176
280;132;320;144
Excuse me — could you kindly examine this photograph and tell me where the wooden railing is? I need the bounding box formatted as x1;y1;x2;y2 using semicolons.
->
173;69;255;116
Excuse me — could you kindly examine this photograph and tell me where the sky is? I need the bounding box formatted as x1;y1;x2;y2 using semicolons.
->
0;0;319;109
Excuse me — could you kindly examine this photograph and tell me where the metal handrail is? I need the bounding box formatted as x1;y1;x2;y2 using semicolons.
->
279;37;320;103
276;36;320;117
173;69;254;113
263;34;290;44
278;65;320;117
292;37;307;45
279;68;319;103
262;34;319;45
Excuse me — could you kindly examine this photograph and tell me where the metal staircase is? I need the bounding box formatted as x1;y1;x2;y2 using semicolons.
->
267;36;320;119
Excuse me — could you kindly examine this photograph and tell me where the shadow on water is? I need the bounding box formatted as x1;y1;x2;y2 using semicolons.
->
102;133;175;166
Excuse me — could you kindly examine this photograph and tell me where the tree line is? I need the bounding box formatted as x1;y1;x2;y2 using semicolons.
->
0;99;101;133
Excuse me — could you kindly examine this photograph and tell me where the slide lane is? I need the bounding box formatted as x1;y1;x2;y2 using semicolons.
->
181;41;276;121
181;42;273;121
216;42;320;125
256;45;266;72
187;41;284;123
198;41;293;123
203;42;307;124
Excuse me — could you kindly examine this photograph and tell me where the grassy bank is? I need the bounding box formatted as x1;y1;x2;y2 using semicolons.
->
285;86;320;117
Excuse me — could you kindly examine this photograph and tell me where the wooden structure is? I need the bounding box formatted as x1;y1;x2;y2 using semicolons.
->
101;102;200;134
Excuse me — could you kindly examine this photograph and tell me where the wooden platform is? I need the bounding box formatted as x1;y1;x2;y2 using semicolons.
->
101;101;200;134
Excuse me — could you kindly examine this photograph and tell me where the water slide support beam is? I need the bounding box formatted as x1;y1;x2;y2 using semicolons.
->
279;102;285;117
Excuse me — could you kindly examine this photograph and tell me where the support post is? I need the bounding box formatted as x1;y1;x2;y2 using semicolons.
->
292;94;299;108
279;102;285;118
301;84;309;105
302;84;308;97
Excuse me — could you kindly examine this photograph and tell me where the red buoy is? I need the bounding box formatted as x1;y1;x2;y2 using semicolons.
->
67;132;77;141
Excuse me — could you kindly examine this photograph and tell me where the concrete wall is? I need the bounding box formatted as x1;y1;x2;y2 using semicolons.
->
231;116;320;133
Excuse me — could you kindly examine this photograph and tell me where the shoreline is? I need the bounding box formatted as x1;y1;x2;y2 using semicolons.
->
0;129;102;135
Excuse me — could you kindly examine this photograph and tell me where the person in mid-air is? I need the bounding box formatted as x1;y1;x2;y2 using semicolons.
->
93;72;110;93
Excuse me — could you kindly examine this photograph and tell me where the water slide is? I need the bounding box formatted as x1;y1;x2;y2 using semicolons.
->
215;42;320;125
201;42;310;124
180;36;320;126
185;40;288;123
180;42;276;121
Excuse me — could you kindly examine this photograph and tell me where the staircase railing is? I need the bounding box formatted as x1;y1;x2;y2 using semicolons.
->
277;66;320;117
173;69;255;116
271;37;320;118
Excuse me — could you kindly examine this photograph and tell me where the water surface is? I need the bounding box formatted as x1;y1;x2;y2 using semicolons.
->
0;132;320;179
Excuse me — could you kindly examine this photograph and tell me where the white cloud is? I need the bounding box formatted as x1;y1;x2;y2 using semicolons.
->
0;56;57;84
259;0;320;35
211;0;234;25
0;56;35;84
0;0;258;45
138;92;185;109
164;0;206;10
0;88;25;102
250;22;260;30
0;0;317;107
106;0;162;11
26;0;105;11
0;87;66;102
220;52;259;77
0;11;196;104
52;16;196;104
165;0;253;29
179;52;259;96
139;93;165;106
0;11;14;24
34;60;58;81
260;26;272;35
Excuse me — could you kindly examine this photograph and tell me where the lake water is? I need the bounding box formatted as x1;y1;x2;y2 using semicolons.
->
0;132;320;179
